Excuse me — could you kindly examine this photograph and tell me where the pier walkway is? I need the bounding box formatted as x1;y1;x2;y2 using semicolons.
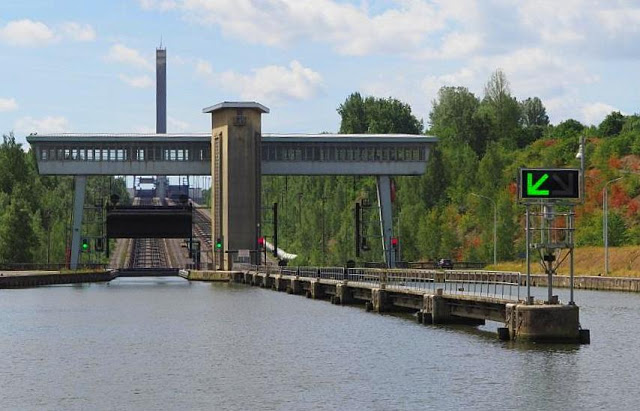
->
235;264;589;343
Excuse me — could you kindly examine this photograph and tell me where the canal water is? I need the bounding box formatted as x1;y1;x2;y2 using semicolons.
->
1;278;639;410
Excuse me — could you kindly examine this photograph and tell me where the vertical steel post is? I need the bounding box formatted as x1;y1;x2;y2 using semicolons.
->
493;203;497;265
355;202;361;258
321;196;326;265
580;136;585;203
70;175;87;270
273;202;278;257
604;186;608;275
569;207;575;305
526;205;531;304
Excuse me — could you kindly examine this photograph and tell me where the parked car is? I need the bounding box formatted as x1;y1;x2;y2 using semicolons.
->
437;258;454;269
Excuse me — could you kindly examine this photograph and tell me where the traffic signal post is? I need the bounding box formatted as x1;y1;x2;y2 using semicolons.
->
519;168;580;305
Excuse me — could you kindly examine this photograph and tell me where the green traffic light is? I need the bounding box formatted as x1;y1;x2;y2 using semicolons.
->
215;239;222;249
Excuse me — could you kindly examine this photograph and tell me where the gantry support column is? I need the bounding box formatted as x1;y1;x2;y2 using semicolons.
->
376;175;396;268
70;175;87;270
204;102;270;270
156;176;166;203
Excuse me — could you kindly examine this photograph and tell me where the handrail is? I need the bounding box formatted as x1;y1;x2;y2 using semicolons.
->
238;264;523;301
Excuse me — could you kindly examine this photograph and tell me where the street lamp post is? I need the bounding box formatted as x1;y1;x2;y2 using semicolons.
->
603;176;624;276
471;193;497;266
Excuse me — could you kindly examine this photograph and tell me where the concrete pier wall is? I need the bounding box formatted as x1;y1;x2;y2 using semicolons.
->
0;271;114;288
238;270;587;343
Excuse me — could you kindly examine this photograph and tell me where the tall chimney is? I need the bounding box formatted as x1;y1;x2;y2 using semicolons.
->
156;47;167;134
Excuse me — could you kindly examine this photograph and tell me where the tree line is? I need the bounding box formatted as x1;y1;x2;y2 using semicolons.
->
262;70;640;266
0;133;128;265
4;69;639;266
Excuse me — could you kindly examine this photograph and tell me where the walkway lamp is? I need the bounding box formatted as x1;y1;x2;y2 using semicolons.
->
576;136;586;203
471;193;497;266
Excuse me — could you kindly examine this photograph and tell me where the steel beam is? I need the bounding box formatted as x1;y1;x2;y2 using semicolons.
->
376;175;395;268
70;175;87;270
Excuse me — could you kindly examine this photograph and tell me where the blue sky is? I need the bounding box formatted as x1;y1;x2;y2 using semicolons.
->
2;0;640;145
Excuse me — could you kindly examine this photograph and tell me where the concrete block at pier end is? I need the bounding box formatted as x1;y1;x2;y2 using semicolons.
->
511;304;581;343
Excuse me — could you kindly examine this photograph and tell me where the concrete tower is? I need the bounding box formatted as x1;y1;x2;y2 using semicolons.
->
203;102;269;270
155;47;167;200
156;47;167;134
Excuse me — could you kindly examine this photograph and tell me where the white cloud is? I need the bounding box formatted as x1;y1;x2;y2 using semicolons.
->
581;102;620;126
139;0;177;11
142;0;466;57
118;74;154;88
137;0;640;60
0;97;18;112
0;19;96;46
437;32;483;59
168;116;190;131
58;22;96;42
106;44;153;70
195;59;213;76
471;48;597;99
14;116;70;134
0;19;55;46
421;67;478;98
198;60;323;102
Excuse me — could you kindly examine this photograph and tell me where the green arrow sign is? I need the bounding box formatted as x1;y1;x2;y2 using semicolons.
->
520;168;580;200
527;172;549;196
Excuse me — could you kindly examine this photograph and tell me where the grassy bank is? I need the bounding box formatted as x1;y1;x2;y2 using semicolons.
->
486;246;640;278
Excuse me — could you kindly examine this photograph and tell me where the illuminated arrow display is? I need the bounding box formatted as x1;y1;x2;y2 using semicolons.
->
520;169;580;200
527;173;549;196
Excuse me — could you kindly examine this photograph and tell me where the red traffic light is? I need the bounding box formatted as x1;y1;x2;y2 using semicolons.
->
391;237;398;248
258;237;265;247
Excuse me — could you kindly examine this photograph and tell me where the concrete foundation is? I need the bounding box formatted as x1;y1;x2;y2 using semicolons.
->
335;282;353;305
371;288;390;312
508;304;583;343
273;275;287;292
309;280;323;299
290;278;302;295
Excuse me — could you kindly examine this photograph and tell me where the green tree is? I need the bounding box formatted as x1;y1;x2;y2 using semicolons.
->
599;111;625;137
0;133;32;196
520;97;549;128
0;197;37;263
337;92;367;133
419;147;447;208
418;208;441;260
429;86;487;154
338;93;423;134
519;97;549;147
481;70;522;149
552;119;585;139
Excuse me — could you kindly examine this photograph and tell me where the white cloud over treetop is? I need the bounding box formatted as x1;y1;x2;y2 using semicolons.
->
0;19;95;46
581;102;621;126
196;60;323;102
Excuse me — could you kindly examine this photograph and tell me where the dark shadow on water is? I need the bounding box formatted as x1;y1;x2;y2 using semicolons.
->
107;277;190;287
